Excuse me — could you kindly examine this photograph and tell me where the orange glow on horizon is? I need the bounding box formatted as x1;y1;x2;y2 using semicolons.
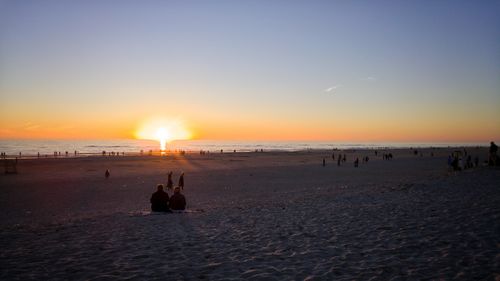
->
0;111;498;143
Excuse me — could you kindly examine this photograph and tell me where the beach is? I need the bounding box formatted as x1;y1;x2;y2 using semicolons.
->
0;148;499;280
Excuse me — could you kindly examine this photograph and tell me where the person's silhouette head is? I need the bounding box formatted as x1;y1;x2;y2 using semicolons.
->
157;184;164;191
174;186;181;194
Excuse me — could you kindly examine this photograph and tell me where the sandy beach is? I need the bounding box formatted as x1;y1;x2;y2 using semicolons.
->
0;148;499;280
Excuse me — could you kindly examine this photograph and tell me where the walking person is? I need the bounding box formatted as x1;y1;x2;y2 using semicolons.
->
178;172;185;190
166;171;173;190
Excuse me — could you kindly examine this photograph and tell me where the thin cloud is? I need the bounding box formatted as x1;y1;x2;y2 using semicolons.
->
324;84;342;93
22;122;41;130
360;76;377;81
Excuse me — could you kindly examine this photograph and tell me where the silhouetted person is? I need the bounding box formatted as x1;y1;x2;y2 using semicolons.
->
105;169;110;178
169;186;186;210
178;172;184;190
342;154;346;162
489;141;498;166
354;158;359;167
332;153;335;160
322;158;326;167
466;155;472;169
167;171;173;190
452;155;460;171
337;157;341;166
150;184;170;212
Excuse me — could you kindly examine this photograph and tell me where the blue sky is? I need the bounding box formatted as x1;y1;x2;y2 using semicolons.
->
0;0;499;141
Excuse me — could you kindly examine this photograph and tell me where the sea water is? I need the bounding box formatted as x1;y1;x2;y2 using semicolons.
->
0;139;484;156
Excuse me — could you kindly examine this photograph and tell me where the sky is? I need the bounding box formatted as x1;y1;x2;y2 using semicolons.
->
0;0;499;142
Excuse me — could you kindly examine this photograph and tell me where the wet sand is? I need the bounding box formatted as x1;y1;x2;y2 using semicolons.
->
1;148;499;280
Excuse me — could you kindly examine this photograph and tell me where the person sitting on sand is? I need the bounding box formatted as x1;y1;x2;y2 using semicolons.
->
169;186;186;210
150;184;170;212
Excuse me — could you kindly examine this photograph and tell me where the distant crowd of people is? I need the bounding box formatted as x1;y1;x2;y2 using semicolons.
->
448;152;478;171
150;172;187;212
326;152;372;168
447;142;498;171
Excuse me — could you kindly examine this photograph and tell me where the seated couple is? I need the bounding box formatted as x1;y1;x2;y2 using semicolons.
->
150;184;186;212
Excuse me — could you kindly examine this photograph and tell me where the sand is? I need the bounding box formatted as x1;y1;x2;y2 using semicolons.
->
1;148;499;280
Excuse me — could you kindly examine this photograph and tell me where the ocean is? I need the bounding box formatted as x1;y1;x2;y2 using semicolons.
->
0;139;484;157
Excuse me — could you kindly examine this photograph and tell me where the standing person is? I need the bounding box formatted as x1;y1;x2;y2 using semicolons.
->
169;186;186;210
466;155;472;169
489;141;498;166
322;158;326;167
166;171;173;190
451;155;458;171
178;172;185;190
150;184;170;212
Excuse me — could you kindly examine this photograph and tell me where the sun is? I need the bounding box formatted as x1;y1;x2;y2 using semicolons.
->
155;127;171;151
135;117;192;150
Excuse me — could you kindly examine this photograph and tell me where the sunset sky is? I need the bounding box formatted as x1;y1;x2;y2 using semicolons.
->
0;0;499;142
